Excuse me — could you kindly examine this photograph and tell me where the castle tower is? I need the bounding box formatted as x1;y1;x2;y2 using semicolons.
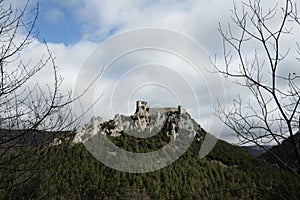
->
135;100;149;116
178;105;182;114
134;101;150;126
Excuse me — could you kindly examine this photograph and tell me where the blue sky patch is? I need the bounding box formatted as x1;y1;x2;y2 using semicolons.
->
35;0;83;45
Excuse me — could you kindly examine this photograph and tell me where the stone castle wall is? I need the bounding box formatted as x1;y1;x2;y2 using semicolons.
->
149;107;186;115
135;100;186;116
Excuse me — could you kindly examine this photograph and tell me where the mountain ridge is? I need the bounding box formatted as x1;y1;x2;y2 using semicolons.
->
2;101;300;199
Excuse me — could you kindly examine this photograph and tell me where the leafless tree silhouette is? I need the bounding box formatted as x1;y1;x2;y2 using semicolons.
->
216;0;300;175
0;0;99;198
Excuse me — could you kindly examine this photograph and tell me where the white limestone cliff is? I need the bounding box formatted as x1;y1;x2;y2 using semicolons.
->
72;101;200;144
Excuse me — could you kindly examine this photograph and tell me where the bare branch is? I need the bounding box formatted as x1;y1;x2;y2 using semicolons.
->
216;0;300;175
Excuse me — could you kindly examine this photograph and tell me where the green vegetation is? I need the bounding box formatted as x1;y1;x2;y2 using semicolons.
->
1;129;300;199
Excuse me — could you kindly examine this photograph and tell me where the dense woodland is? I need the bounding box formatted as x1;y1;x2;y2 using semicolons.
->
1;128;300;199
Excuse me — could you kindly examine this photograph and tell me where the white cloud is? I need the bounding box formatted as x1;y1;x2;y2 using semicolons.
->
70;0;232;52
45;8;65;23
7;0;300;144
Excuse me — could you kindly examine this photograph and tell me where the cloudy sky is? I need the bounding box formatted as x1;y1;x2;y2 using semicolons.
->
7;0;300;144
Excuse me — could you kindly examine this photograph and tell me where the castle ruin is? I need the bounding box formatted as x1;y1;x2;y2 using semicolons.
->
134;100;185;117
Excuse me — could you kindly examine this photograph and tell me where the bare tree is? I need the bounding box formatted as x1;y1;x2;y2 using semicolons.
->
216;0;300;175
0;0;99;198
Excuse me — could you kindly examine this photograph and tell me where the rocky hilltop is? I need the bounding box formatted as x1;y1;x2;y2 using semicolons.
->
73;100;203;144
4;101;300;199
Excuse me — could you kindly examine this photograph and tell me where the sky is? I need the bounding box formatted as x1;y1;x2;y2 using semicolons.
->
6;0;300;144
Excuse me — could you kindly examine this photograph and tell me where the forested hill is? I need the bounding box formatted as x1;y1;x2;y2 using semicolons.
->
1;125;300;199
1;103;300;199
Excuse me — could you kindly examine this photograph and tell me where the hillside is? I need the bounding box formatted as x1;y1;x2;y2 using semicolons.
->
2;139;299;199
1;101;300;199
259;132;300;173
241;145;272;157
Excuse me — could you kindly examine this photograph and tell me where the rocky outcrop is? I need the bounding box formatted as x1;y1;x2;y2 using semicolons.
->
72;101;200;144
73;116;103;143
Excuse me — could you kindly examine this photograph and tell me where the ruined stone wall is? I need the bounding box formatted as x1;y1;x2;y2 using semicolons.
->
149;107;186;115
135;100;186;116
72;100;193;143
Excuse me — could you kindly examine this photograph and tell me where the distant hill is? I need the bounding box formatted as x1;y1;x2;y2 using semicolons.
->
0;128;72;146
1;101;300;199
241;145;272;157
259;133;300;173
